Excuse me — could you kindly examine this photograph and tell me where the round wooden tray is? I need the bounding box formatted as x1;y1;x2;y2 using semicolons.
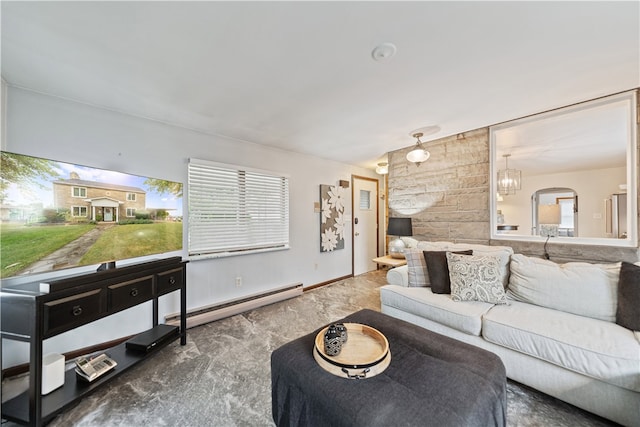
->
313;323;391;379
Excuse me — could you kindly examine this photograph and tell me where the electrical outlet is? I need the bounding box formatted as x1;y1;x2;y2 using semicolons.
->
235;277;242;287
314;263;318;270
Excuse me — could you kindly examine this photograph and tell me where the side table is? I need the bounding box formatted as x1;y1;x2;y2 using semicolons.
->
372;255;407;269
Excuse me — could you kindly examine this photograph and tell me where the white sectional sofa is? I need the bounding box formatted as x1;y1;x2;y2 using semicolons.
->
380;241;640;426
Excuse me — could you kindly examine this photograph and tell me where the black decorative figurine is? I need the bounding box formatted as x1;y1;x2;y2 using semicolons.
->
335;323;348;344
324;324;344;356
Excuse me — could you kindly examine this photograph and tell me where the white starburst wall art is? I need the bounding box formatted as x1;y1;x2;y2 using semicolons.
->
320;184;346;252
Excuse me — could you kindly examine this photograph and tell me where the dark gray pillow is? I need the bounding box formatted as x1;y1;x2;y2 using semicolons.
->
423;250;473;294
616;262;640;331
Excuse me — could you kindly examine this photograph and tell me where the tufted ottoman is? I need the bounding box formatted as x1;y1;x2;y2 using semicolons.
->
271;309;506;427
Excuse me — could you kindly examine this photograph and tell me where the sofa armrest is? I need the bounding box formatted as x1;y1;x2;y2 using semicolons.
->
387;265;409;286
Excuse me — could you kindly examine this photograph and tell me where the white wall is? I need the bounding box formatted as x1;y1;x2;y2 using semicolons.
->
497;166;626;238
1;86;380;366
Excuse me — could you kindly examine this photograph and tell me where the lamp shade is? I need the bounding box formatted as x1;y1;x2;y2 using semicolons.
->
387;217;412;236
406;131;431;166
375;162;389;175
406;148;430;164
538;204;561;224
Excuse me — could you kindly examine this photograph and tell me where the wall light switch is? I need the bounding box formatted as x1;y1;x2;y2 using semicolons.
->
314;202;320;213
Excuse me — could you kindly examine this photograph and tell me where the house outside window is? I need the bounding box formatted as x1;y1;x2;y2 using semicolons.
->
72;187;87;198
72;206;88;217
53;173;147;223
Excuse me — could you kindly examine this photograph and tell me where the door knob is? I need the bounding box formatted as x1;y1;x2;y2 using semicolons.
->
355;232;360;236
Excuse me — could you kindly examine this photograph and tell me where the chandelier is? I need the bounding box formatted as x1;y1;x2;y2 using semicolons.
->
497;154;521;195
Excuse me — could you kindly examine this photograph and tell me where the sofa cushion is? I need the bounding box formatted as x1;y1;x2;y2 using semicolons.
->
379;284;494;336
405;249;430;287
400;236;419;249
404;242;512;288
387;264;409;287
507;254;620;322
447;244;513;288
483;301;640;392
405;243;448;287
423;250;473;294
616;261;640;331
447;253;508;304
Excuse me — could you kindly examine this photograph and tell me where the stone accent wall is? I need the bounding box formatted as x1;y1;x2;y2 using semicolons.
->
388;128;490;245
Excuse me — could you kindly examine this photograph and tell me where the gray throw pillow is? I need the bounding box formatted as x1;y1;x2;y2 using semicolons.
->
423;250;473;294
446;253;508;304
405;248;430;287
616;262;640;331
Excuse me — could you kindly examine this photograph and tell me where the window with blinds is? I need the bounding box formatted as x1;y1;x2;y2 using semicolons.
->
359;190;371;210
188;158;290;259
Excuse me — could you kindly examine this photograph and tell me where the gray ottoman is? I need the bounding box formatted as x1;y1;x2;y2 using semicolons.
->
271;309;506;427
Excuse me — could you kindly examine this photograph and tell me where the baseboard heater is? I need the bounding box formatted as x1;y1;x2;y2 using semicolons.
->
164;283;303;329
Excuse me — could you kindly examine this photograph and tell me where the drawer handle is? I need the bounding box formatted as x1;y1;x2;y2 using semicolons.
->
130;288;139;297
72;305;83;316
169;277;176;285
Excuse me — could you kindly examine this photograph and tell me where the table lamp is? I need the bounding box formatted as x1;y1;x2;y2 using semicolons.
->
538;204;561;237
387;217;413;259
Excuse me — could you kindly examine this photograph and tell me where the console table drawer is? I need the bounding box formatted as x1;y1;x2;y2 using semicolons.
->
108;275;154;312
157;268;184;295
43;289;105;337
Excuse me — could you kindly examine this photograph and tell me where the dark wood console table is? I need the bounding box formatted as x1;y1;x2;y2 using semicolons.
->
1;256;187;426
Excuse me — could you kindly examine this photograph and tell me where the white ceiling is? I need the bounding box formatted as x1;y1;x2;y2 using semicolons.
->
2;1;639;170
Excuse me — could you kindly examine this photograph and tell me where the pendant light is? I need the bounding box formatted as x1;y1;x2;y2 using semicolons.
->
406;132;430;166
375;162;389;175
497;154;522;195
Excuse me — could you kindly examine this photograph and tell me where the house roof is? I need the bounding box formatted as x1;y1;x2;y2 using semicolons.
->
2;2;638;169
53;179;145;194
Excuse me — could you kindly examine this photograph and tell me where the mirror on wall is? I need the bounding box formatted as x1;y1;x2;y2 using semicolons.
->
490;90;637;247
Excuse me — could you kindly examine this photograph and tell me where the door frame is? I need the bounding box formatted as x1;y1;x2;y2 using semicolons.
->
351;175;380;275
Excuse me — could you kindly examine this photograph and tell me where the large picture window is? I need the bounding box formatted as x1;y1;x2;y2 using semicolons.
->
188;158;290;259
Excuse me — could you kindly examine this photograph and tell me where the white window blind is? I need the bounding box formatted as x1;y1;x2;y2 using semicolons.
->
359;190;371;210
188;158;290;258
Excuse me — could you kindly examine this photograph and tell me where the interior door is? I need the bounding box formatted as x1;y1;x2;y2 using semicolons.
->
353;177;379;275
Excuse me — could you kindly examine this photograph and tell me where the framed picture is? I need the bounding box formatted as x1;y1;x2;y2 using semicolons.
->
319;184;345;252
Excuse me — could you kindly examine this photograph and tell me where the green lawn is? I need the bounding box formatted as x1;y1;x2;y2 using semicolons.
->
0;223;95;278
0;222;182;278
80;222;182;265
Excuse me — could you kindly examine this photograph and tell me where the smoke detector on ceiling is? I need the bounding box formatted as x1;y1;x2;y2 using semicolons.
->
371;43;397;62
